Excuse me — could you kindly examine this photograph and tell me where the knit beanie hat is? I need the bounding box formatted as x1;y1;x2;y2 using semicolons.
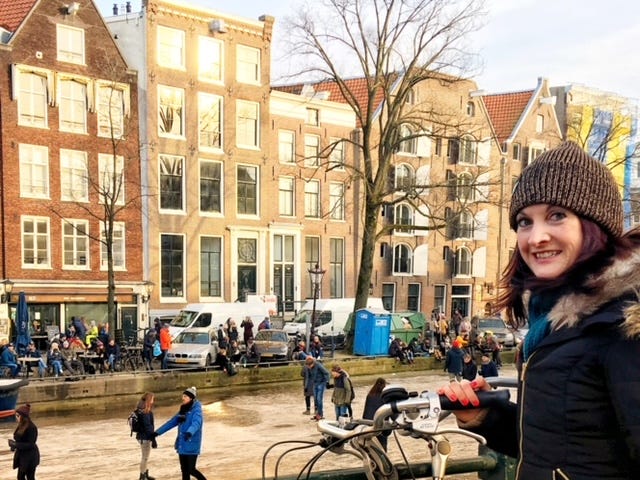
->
16;404;31;417
509;141;623;238
183;386;197;400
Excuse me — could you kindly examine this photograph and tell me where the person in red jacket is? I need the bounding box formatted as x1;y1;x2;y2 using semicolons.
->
159;323;172;370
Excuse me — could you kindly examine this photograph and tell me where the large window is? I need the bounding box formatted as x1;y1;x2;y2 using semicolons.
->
456;172;474;202
159;154;184;211
393;244;412;274
304;135;320;167
279;130;295;164
60;149;88;202
305;236;320;297
59;79;87;133
100;221;125;270
329;182;344;220
382;283;395;311
394;204;413;234
22;216;50;267
198;93;222;151
279;177;295;217
456;211;473;239
200;159;222;214
460;136;477;164
98;153;125;205
157;26;185;69
158;85;185;137
329;238;344;298
19;144;49;199
398;125;417;155
237;165;258;215
395;164;414;190
62;219;89;269
57;25;84;64
236;44;260;84
18;71;47;127
408;283;421;311
455;247;472;276
329;138;345;169
198;36;223;82
434;284;446;315
200;236;222;298
236;100;259;148
304;180;320;218
97;85;125;139
161;234;184;298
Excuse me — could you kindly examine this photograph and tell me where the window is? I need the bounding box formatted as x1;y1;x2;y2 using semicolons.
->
407;283;421;311
200;236;222;297
19;144;49;198
98;153;125;205
329;138;345;169
529;146;544;163
398;125;417;155
60;149;88;202
393;244;412;274
405;88;416;105
62;219;89;268
306;108;319;126
57;25;84;64
382;283;395;311
200;160;222;214
279;130;295;164
455;247;472;276
273;234;295;307
279;177;295;216
329;238;344;298
158;85;185;137
456;172;474;202
434;284;446;315
447;139;460;163
59;79;87;133
466;101;475;116
304;180;320;218
198;93;223;150
157;26;185;69
161;234;184;298
237;45;261;84
536;114;544;133
236;100;259;148
460;136;477;164
198;36;223;82
159;154;184;211
97;85;125;139
305;236;320;293
100;221;125;270
456;211;473;239
512;143;521;160
395;164;413;190
394;204;413;234
434;137;442;156
22;216;50;267
237;164;258;215
329;182;344;220
304;135;320;167
18;72;47;127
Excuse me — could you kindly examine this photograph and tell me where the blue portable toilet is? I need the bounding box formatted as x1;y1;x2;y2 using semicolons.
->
353;308;392;356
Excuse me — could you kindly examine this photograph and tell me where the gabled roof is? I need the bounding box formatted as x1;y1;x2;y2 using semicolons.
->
0;0;37;33
482;89;535;144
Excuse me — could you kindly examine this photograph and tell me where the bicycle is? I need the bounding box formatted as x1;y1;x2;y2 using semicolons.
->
262;384;510;480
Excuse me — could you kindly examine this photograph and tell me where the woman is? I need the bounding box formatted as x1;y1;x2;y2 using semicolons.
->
438;142;640;479
8;404;39;480
136;392;156;480
142;329;157;371
329;365;352;420
154;387;207;480
362;378;390;451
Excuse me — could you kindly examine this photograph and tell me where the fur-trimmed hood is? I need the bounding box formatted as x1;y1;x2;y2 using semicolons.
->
545;246;640;338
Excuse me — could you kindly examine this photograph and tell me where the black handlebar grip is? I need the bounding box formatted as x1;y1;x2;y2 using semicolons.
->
439;389;511;411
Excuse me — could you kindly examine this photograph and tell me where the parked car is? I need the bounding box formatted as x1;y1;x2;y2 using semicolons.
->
165;327;218;368
474;317;516;348
253;329;293;361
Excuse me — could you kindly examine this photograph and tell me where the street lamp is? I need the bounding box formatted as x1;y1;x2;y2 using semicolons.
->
0;279;14;303
141;280;154;303
307;263;326;349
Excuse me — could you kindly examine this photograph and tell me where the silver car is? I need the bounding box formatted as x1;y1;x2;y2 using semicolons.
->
475;317;517;348
254;329;293;361
166;327;218;368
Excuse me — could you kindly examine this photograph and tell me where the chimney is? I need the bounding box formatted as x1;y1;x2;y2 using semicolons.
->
113;4;118;15
126;1;132;13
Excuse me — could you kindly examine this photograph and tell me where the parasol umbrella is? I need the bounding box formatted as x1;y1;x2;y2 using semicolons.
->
15;291;30;356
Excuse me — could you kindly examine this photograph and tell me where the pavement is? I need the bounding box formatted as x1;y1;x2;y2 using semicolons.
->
0;365;518;479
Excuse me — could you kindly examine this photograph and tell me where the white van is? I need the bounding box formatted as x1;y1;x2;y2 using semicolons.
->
283;297;386;348
169;302;270;340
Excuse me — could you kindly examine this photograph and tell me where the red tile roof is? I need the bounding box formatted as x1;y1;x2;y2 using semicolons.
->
0;0;37;33
483;90;535;143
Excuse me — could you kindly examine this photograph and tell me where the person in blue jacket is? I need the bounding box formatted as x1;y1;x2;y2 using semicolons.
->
154;386;207;480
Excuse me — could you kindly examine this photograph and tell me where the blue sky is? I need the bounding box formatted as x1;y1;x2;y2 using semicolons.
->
96;0;640;99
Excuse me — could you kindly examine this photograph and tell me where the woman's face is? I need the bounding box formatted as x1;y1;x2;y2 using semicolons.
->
516;204;583;279
181;394;191;404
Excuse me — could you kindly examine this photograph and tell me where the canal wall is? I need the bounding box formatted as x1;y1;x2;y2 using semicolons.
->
17;350;515;414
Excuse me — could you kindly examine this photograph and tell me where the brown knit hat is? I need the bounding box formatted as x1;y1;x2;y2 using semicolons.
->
509;141;623;238
15;404;31;417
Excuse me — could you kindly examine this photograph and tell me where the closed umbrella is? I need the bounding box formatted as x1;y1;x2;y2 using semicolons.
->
15;291;30;356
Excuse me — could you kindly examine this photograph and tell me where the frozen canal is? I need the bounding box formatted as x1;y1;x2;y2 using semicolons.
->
0;366;517;479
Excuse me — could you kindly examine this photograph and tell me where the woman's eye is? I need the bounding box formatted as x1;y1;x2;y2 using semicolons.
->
516;218;530;228
549;211;566;221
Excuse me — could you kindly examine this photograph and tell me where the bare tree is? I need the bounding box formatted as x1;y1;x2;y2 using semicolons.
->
281;0;486;343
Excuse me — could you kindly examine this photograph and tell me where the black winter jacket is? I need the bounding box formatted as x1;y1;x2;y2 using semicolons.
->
468;250;640;480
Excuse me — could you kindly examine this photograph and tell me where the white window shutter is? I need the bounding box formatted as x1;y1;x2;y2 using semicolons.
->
474;209;489;240
414;204;430;236
472;246;487;278
416;131;431;157
413;244;428;276
476;171;491;202
11;64;18;101
477;138;491;166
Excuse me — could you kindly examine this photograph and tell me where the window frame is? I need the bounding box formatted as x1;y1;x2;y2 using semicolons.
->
198;92;223;152
279;176;295;217
17;71;48;128
157;25;186;70
57;24;85;64
159;154;185;212
236;100;260;148
279;130;296;164
329;182;345;220
236;44;261;84
158;85;185;138
200;235;223;299
236;164;259;216
304;179;321;218
393;243;413;274
199;159;223;215
19;144;49;199
22;216;51;268
60;149;88;202
58;78;87;134
160;233;185;298
304;134;320;167
62;219;90;270
329;237;344;298
97;83;127;139
100;221;126;271
98;153;125;206
198;36;223;83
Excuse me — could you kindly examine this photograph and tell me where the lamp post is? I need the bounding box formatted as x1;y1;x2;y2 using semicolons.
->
307;264;326;349
0;279;14;303
141;280;154;304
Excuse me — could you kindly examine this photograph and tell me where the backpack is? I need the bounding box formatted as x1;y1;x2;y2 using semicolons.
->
128;410;141;436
